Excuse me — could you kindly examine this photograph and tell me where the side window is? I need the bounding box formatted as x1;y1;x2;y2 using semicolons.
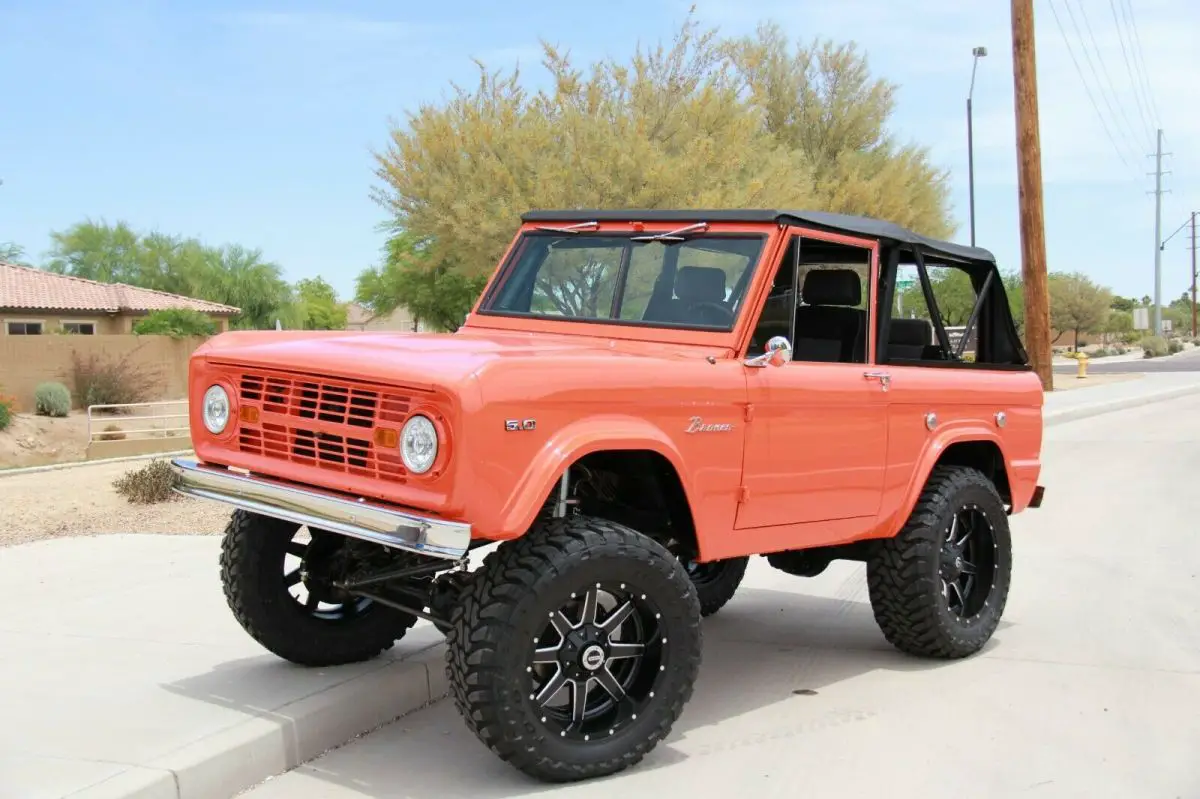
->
888;262;979;362
747;236;873;363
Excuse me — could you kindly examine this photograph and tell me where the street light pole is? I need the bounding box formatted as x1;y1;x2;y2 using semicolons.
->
968;46;988;248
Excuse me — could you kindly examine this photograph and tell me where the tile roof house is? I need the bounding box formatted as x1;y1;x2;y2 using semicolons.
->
0;261;240;335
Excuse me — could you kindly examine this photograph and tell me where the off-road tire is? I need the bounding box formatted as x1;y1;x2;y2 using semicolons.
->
219;510;418;667
445;515;703;783
686;556;748;616
866;465;1012;659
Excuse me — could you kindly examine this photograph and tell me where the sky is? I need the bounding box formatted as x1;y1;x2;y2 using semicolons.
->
2;0;1197;305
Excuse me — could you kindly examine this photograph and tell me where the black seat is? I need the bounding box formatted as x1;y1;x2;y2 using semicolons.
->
792;269;865;362
645;266;729;325
887;317;934;361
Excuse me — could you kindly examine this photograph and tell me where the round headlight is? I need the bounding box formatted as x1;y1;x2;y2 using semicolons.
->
400;414;438;474
202;385;231;435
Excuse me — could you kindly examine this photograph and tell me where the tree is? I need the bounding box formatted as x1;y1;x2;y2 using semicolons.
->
1049;272;1112;350
296;277;348;330
1104;309;1134;343
355;232;487;332
1003;272;1025;337
43;220;299;330
46;220;143;283
1;241;27;263
132;308;218;338
1110;296;1135;313
371;13;953;305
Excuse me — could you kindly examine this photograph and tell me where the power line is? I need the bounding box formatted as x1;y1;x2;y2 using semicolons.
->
1120;0;1163;125
1071;0;1145;154
1044;0;1135;172
1108;0;1155;141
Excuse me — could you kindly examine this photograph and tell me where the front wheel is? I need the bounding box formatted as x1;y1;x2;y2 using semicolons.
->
219;510;418;666
445;515;703;783
866;465;1012;659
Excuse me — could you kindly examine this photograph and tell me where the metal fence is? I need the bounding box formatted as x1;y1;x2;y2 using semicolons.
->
86;400;190;443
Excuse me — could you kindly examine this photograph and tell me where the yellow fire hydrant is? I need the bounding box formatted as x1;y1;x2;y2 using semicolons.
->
1076;352;1089;379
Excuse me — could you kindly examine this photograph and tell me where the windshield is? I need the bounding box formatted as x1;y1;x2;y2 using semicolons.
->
479;233;767;331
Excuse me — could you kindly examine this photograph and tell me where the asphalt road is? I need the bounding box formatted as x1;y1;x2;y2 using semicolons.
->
1054;346;1200;373
244;396;1200;799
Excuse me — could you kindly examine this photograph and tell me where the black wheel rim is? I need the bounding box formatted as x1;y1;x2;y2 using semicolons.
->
283;529;373;621
938;504;997;619
527;582;665;741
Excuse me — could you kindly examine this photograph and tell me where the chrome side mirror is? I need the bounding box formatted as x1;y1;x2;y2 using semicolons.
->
744;335;792;368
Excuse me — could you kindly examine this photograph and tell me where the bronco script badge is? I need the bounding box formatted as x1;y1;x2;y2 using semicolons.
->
685;416;733;433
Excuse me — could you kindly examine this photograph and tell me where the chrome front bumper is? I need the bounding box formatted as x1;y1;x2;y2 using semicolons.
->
170;458;470;560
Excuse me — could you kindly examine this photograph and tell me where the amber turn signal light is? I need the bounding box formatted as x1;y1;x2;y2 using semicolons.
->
239;406;260;424
375;427;399;449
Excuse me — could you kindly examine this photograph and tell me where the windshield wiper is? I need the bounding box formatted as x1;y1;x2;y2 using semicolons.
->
534;221;600;234
630;222;709;242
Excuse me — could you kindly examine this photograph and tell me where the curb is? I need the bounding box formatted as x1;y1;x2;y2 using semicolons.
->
0;450;193;479
1044;382;1200;427
71;642;450;799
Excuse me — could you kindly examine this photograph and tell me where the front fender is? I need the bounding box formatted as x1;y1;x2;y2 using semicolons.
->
880;424;1013;539
491;415;693;540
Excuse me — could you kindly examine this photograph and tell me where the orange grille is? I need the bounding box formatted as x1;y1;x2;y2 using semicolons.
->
234;371;412;482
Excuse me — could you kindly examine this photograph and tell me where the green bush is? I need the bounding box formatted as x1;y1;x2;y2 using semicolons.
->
132;308;218;338
1091;348;1111;358
1141;336;1169;358
34;381;72;417
0;394;13;432
1167;338;1183;354
112;459;179;504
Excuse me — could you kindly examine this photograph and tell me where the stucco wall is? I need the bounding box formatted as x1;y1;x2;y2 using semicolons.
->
0;335;208;412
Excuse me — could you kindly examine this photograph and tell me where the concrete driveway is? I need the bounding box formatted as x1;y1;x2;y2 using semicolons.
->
237;397;1200;797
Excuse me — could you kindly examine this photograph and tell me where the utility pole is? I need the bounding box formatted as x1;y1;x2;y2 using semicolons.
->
1011;0;1052;390
1191;211;1197;338
1152;128;1165;337
967;46;988;247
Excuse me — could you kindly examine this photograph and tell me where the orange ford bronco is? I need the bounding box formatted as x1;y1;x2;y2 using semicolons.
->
173;210;1044;782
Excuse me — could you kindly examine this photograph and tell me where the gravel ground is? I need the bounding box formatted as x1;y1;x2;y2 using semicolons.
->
0;459;230;548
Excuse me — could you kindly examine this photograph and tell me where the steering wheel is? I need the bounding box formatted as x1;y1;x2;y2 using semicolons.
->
685;301;733;327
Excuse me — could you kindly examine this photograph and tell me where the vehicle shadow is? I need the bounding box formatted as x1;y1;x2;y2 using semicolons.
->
164;579;1012;799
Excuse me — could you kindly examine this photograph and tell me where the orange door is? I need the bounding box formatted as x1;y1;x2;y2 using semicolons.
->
734;362;888;529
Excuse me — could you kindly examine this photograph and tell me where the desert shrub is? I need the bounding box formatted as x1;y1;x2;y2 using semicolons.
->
34;381;72;417
1167;338;1183;354
99;423;126;441
112;459;179;504
0;394;13;432
1091;348;1110;358
1141;336;1169;358
132;308;218;338
69;350;161;409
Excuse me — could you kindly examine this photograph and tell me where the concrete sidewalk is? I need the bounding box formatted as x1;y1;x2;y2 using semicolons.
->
1043;371;1200;425
5;372;1200;799
0;535;450;799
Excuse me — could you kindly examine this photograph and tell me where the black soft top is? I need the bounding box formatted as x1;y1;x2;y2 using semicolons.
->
520;209;994;265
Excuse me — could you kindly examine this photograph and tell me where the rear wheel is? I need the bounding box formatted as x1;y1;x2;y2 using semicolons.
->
866;466;1012;659
684;556;748;616
445;515;702;783
219;510;418;666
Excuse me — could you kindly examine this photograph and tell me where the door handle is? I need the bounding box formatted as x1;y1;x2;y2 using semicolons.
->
863;371;891;391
